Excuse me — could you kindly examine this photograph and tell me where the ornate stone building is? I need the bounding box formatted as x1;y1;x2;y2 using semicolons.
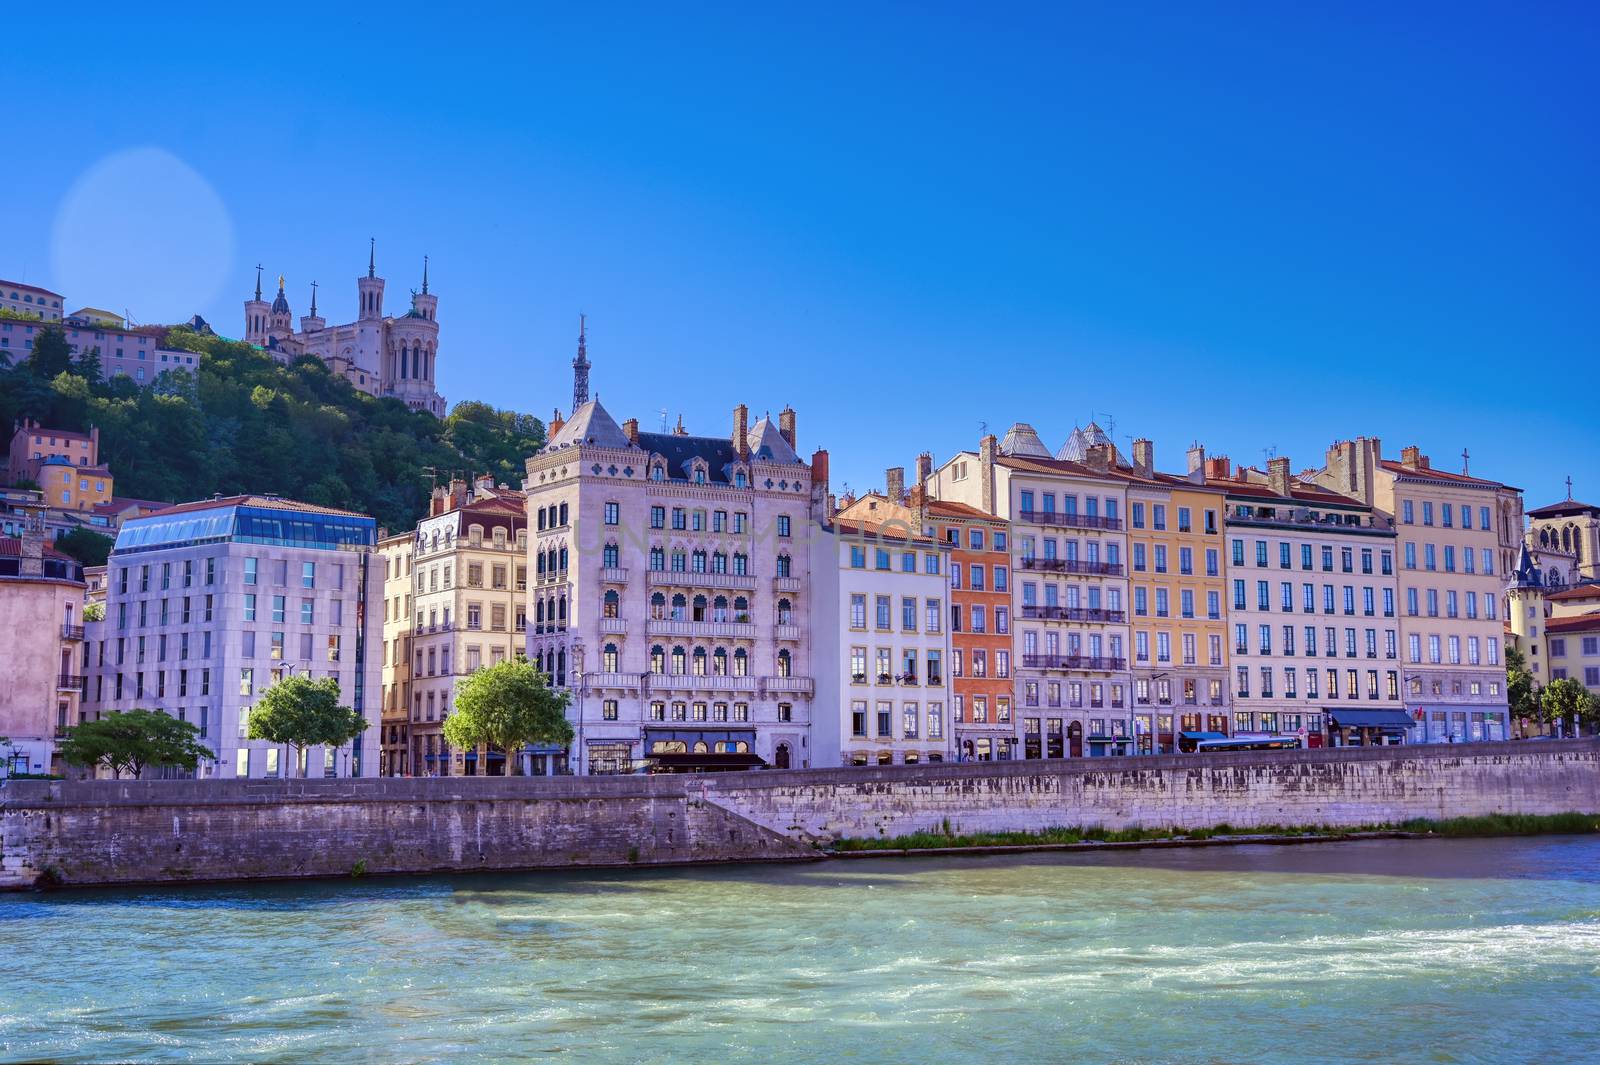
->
243;243;445;415
523;351;825;774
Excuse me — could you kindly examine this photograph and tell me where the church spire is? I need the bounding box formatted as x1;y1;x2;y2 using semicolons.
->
254;264;263;301
368;237;376;279
422;255;429;295
309;281;318;317
572;313;591;411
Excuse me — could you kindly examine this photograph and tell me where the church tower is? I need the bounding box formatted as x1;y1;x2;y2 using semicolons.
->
572;314;591;411
1507;543;1549;687
299;281;325;333
357;238;385;321
243;265;269;345
267;274;293;336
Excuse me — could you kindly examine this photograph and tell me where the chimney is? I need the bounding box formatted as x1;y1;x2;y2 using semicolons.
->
1400;445;1422;469
19;503;45;577
1085;444;1112;473
733;404;749;459
810;448;830;523
886;467;905;503
1205;455;1231;481
430;484;448;517
916;451;933;486
1186;442;1207;483
826;493;838;517
474;473;494;497
1132;438;1153;477
90;425;100;463
622;417;639;445
1268;456;1291;497
449;477;468;511
549;407;565;440
778;406;796;448
979;433;998;515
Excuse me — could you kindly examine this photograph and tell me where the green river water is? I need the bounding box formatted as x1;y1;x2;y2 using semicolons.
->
3;836;1598;1063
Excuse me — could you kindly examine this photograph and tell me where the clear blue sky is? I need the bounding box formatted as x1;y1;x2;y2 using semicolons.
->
9;2;1596;508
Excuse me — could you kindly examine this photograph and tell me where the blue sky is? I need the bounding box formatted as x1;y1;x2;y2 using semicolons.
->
9;2;1597;507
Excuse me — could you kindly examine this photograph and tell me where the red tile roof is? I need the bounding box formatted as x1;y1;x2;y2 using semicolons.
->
0;279;64;298
835;518;939;546
1547;584;1600;602
926;499;1002;521
1378;460;1515;491
1528;499;1600;518
1546;612;1600;635
1205;472;1364;508
0;537;74;561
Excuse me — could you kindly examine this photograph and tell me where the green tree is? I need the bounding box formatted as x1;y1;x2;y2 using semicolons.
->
57;710;212;779
83;600;105;622
443;657;573;775
245;674;368;777
25;324;73;379
55;527;114;567
1541;678;1599;737
1506;645;1538;723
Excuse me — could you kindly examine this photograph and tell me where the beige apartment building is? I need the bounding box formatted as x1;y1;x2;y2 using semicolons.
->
404;476;529;775
377;531;413;775
1313;439;1520;742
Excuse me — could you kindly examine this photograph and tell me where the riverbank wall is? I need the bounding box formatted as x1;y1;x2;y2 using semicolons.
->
3;739;1597;889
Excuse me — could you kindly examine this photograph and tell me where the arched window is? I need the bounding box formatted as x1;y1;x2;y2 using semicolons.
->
559;502;569;526
692;647;708;675
671;550;686;571
556;648;566;687
733;596;750;622
733;648;749;676
603;542;619;568
536;599;545;626
558;546;568;570
650;645;666;673
671;593;687;621
774;743;791;769
776;553;791;577
711;551;727;574
733;552;748;575
537;508;546;531
557;596;567;622
650;592;667;620
777;597;792;624
651;465;665;482
603;643;618;672
735;471;748;488
649;547;665;570
671;646;687;674
692;741;709;754
1563;526;1572;552
713;595;729;623
694;468;706;484
692;594;708;621
777;649;792;677
492;527;506;548
536;552;546;575
692;549;707;572
713;648;728;675
603;590;620;619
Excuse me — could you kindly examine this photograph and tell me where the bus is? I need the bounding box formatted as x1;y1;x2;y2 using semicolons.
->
1194;735;1305;753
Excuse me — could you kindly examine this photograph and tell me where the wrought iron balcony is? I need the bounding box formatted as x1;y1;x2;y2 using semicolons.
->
61;624;85;641
1020;654;1128;672
1020;605;1126;623
1018;509;1123;531
1018;558;1124;576
57;674;87;692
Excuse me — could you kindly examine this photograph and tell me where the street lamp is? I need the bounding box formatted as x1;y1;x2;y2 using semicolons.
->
570;639;585;776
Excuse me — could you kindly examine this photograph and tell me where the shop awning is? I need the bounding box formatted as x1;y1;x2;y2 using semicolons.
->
646;752;766;772
1180;731;1227;743
1327;708;1416;730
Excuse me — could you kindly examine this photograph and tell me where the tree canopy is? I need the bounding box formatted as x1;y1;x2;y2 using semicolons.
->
57;709;212;779
443;657;573;774
1506;645;1538;722
55;527;114;567
0;324;546;531
245;675;368;776
1540;678;1600;732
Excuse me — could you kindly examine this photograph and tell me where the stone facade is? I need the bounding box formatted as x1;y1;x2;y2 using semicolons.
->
0;505;86;775
523;389;825;774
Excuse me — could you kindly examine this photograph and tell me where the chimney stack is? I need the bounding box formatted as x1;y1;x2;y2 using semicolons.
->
1268;456;1291;497
474;473;494;496
810;448;830;522
1187;442;1207;483
549;407;565;441
430;484;448;517
733;404;749;459
916;451;933;486
1085;444;1112;473
622;417;639;445
1400;445;1422;469
886;467;905;503
1205;455;1231;481
778;406;797;448
1132;438;1153;477
979;434;998;515
449;477;468;511
19;503;45;577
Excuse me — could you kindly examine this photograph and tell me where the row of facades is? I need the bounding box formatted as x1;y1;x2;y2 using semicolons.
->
6;383;1600;778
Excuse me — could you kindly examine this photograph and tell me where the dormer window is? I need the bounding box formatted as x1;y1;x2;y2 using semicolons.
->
735;471;748;488
651;464;665;482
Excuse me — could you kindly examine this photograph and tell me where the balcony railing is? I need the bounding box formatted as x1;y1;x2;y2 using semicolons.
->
61;624;85;641
773;576;803;592
1020;654;1127;672
580;671;645;690
1019;558;1124;576
775;623;802;641
1020;605;1126;623
646;674;760;693
57;674;87;692
413;620;456;635
1018;509;1123;531
645;620;757;639
599;618;627;635
599;567;629;583
763;676;815;695
647;570;757;591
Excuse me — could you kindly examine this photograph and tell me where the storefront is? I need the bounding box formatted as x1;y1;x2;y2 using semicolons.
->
1326;708;1416;747
640;728;765;772
1409;706;1509;744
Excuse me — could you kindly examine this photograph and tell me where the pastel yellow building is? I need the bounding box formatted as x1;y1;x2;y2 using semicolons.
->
377;531;414;776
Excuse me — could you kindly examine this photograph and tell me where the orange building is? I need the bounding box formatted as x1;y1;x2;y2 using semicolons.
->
7;419;114;511
928;498;1015;760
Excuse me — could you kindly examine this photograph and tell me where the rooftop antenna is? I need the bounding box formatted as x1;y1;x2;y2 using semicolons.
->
1261;445;1278;466
421;466;439;492
658;408;670;433
1095;411;1116;439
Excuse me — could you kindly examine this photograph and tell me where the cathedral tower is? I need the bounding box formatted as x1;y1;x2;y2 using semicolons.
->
357;238;385;321
243;264;269;344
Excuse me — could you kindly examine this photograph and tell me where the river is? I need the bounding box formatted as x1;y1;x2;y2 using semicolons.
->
2;836;1598;1063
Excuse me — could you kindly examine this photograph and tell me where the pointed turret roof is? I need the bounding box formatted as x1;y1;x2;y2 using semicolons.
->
999;422;1051;458
746;415;799;464
1056;421;1113;462
545;399;628;450
1512;542;1543;589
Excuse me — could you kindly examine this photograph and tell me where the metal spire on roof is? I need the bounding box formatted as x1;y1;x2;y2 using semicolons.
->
254;264;263;301
1461;447;1469;475
368;237;376;278
572;313;591;411
422;255;429;295
309;280;318;316
1568;475;1574;501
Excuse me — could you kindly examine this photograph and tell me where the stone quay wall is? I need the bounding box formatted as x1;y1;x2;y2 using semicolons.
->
2;740;1597;889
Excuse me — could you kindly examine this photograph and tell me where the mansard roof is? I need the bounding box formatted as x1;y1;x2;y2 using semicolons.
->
998;422;1051;458
636;432;739;483
1056;422;1114;462
1528;499;1600;518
